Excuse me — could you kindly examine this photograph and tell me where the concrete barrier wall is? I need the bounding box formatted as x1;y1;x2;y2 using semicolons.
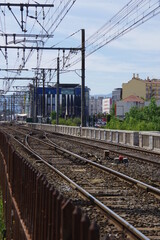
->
27;124;160;151
153;136;160;151
119;132;124;144
27;124;138;147
139;132;160;152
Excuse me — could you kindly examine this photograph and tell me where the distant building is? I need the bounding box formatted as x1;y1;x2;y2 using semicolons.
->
102;98;112;114
89;96;104;115
0;93;29;121
144;99;160;107
122;73;160;100
30;83;90;121
116;95;144;119
112;88;122;104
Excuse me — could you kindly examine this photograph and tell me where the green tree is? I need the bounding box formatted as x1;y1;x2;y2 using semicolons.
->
105;98;160;131
106;114;111;123
51;111;56;120
111;103;116;116
72;117;81;126
51;117;81;126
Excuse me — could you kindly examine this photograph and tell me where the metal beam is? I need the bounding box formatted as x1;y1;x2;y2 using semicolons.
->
11;91;29;93
0;78;35;80
0;33;54;38
32;68;57;70
0;3;54;7
13;86;30;88
0;69;29;71
0;46;82;51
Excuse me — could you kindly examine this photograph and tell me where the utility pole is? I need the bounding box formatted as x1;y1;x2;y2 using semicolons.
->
8;97;10;121
11;95;13;121
42;69;45;120
56;57;60;125
35;76;38;123
13;93;15;121
32;75;38;123
4;99;7;121
81;29;86;127
32;67;57;123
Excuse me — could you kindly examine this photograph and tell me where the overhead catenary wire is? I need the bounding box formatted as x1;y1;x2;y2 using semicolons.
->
85;0;156;51
51;29;81;48
86;0;144;45
59;0;146;68
1;0;77;92
27;0;77;67
66;0;160;68
1;0;160;92
46;0;76;34
14;0;77;71
16;0;54;70
0;3;6;60
2;0;53;73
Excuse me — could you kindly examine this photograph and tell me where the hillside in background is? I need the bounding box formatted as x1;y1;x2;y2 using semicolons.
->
90;93;112;98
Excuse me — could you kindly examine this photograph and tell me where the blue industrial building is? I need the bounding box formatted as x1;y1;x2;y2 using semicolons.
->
30;83;90;121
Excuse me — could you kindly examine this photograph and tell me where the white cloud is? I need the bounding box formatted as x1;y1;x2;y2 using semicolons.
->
110;22;160;52
1;0;160;94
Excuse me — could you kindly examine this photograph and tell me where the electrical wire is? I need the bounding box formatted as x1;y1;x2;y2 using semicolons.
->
51;29;81;48
0;0;53;91
15;0;77;74
67;0;160;68
1;0;160;92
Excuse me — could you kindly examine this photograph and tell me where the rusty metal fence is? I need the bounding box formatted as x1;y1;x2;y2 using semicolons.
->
0;131;101;240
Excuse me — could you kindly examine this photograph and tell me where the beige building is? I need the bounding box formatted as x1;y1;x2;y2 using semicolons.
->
122;74;160;100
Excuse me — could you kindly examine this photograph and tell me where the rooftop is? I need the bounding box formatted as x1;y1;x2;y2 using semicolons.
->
123;95;144;103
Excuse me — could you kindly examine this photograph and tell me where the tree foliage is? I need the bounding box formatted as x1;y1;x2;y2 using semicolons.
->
51;111;56;120
51;111;81;126
52;117;81;126
106;98;160;131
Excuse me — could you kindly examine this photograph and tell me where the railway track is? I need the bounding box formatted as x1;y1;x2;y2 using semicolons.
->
47;132;160;164
1;124;160;240
44;132;160;189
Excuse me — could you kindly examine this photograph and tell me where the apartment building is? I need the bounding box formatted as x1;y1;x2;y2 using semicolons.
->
112;88;122;104
89;96;104;115
116;95;144;118
102;98;112;114
122;74;160;100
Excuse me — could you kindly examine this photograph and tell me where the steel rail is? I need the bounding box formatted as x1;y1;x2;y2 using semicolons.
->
52;131;156;153
23;133;149;240
0;128;152;239
2;127;159;238
107;149;160;166
26;132;160;198
43;134;160;197
3;126;160;196
50;132;160;166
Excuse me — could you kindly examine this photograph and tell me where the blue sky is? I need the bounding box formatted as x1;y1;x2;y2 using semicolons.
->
0;0;160;95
